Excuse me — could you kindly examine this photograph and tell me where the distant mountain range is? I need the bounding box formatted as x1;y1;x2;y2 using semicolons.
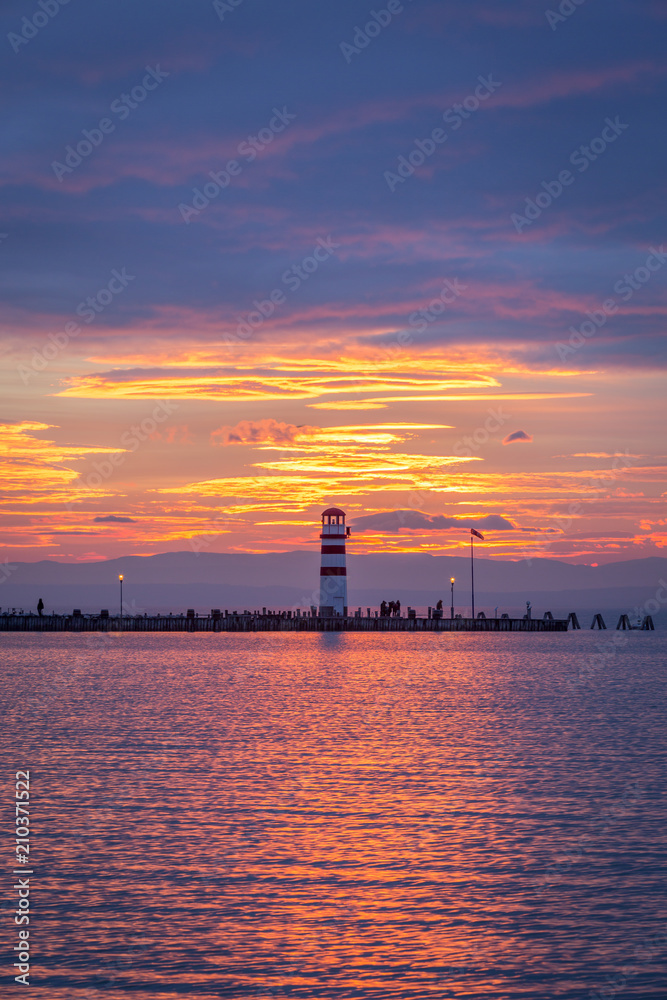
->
2;552;665;620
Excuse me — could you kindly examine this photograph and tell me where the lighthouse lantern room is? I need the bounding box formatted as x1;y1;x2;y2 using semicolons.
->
319;507;349;617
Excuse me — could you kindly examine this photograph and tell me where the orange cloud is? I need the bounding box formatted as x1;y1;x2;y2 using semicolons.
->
211;420;454;451
58;368;501;402
0;422;125;505
211;419;315;446
309;393;590;408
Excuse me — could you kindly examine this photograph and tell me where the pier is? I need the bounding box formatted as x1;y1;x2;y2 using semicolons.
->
0;611;569;632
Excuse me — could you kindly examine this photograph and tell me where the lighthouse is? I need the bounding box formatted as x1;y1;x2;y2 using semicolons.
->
319;507;349;617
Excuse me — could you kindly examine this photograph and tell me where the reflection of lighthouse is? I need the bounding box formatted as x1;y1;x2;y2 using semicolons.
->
319;507;349;617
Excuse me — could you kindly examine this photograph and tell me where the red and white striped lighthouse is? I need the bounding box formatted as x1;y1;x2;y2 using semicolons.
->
319;507;349;617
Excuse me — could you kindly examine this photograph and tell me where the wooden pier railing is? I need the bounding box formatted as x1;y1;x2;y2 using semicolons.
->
0;613;569;633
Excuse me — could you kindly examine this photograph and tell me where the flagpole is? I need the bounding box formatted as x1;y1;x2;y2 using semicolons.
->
471;531;475;620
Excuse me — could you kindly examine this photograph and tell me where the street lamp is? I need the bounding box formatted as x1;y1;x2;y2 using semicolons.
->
450;577;455;619
119;574;123;628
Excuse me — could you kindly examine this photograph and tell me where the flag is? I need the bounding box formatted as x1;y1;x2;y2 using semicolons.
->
471;528;484;540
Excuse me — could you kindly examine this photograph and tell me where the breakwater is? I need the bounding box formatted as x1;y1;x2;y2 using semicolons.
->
0;612;569;632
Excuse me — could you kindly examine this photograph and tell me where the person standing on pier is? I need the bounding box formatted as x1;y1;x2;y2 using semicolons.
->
37;598;44;617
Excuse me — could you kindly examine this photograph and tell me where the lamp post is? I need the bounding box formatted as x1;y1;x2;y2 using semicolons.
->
450;577;455;619
119;574;123;629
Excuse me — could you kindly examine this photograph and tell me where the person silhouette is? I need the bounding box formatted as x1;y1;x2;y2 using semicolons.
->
436;599;443;611
37;598;44;617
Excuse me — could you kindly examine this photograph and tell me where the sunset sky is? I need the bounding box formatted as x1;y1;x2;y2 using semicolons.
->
2;0;666;564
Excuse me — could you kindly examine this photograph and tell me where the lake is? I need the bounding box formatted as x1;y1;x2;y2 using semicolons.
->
1;631;665;998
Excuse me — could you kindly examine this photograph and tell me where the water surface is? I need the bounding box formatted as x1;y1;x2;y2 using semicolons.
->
1;632;665;998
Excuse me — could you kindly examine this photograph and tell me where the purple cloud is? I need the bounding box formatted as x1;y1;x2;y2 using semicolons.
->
503;430;533;445
93;515;136;523
351;511;516;533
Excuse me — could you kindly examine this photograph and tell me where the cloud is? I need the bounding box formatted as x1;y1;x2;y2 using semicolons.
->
93;515;136;523
58;366;591;406
503;430;533;445
211;419;313;446
51;530;101;535
558;452;643;459
350;510;517;533
0;422;125;505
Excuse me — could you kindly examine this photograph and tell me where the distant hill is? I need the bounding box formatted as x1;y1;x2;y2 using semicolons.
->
2;552;665;618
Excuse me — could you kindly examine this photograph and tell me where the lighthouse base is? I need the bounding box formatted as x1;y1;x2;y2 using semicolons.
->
318;605;348;618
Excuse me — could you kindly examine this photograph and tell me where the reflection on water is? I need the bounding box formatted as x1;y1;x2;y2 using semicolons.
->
1;632;665;998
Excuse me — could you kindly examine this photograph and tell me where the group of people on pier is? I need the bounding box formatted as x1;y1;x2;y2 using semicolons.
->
380;600;401;617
